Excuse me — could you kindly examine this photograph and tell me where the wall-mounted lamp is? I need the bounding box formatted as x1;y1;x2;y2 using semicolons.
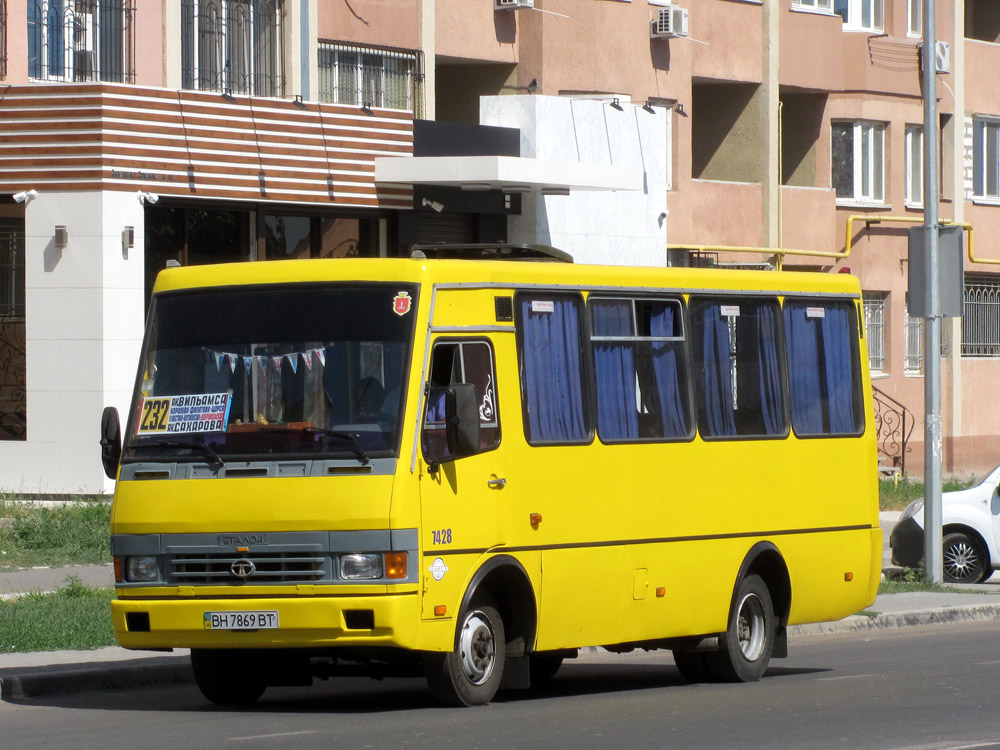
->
642;101;657;114
501;184;532;194
122;226;134;259
609;98;624;112
54;225;68;250
136;190;159;205
461;183;493;192
542;187;571;196
673;103;688;117
421;197;445;213
13;189;38;204
361;103;374;115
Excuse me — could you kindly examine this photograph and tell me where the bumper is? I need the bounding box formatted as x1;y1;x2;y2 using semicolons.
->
112;592;422;651
889;516;924;568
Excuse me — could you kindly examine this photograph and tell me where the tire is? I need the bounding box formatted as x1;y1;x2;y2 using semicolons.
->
672;650;712;683
943;532;988;584
707;574;775;683
425;602;506;706
529;653;564;686
190;649;267;706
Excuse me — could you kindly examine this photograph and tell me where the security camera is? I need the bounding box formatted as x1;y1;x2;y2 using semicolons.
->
13;189;38;204
137;191;160;205
421;197;444;213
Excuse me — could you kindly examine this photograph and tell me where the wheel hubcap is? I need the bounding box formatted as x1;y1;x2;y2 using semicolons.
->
735;593;766;662
459;610;496;685
944;541;980;581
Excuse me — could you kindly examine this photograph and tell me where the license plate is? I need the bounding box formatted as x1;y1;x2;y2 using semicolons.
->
204;610;279;630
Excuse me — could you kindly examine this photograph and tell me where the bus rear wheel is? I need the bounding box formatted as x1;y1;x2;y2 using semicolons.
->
190;648;267;706
425;601;506;706
708;574;775;682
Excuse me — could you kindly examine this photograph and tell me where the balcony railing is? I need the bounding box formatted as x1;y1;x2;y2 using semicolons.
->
872;385;913;477
28;0;136;83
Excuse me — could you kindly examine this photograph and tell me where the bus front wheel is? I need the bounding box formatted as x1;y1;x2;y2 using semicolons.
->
425;601;506;706
708;574;775;682
190;648;267;706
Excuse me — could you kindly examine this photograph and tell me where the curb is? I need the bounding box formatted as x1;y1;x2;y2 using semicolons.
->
0;656;191;700
789;603;1000;637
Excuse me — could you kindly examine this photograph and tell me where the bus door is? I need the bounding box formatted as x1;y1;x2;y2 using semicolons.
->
418;337;507;618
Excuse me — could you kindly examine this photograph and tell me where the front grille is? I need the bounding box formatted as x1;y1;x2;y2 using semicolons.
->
167;551;330;585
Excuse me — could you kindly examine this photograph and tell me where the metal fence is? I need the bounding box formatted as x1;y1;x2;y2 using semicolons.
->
181;0;283;97
0;221;25;441
28;0;136;83
962;275;1000;358
863;292;886;371
318;40;423;116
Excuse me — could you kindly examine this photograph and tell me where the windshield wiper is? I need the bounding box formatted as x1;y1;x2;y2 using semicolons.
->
301;428;370;465
154;439;227;467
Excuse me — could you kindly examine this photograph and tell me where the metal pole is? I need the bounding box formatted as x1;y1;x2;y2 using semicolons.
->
922;0;943;584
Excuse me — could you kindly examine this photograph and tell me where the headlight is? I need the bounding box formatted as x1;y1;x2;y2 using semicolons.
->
340;553;384;580
125;556;160;582
900;498;924;522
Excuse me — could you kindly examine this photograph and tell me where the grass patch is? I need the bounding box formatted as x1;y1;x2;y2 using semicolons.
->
0;577;115;653
879;476;977;511
0;496;111;570
878;567;948;595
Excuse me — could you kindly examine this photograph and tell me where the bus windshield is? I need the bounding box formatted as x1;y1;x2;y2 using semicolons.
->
124;283;418;462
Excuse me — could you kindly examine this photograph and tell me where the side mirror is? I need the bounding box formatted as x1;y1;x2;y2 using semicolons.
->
422;384;481;467
101;406;122;479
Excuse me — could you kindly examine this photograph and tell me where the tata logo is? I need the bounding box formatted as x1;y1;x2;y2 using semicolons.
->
230;559;256;579
218;534;269;546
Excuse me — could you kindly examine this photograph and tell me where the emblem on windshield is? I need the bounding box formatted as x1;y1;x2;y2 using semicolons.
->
393;291;412;317
230;558;256;579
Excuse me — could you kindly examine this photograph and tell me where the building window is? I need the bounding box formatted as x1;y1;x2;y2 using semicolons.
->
28;0;136;83
973;117;1000;201
0;220;25;441
794;0;833;11
832;120;884;203
863;292;886;372
181;0;283;97
906;125;923;207
908;0;921;36
904;300;923;373
835;0;883;31
318;41;422;116
962;275;1000;358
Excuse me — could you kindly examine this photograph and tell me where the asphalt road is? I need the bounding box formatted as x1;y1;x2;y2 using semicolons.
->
3;621;1000;750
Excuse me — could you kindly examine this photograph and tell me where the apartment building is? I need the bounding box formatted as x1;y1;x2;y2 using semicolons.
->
0;0;997;491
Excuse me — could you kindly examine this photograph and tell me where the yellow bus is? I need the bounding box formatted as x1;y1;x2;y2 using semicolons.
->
100;244;880;707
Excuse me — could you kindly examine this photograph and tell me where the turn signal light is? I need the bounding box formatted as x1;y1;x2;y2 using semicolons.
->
844;572;854;582
113;556;123;584
434;605;447;616
385;552;408;579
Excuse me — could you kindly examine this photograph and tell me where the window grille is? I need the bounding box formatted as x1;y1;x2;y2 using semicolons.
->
863;292;886;371
27;0;135;83
318;40;423;116
1;0;7;79
904;301;922;373
962;275;1000;357
181;0;283;97
0;220;25;442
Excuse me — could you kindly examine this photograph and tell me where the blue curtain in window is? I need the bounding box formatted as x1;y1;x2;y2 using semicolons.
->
593;301;639;440
522;298;587;442
755;304;784;435
700;304;736;437
821;305;858;433
785;305;824;434
650;304;688;438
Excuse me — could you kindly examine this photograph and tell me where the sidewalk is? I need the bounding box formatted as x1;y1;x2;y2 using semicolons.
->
4;525;1000;700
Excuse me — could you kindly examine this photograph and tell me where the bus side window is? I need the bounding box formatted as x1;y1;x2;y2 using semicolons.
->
783;300;864;436
690;297;788;440
422;340;501;460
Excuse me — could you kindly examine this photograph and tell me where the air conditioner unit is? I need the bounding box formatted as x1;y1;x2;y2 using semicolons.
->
495;0;534;9
651;6;689;39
